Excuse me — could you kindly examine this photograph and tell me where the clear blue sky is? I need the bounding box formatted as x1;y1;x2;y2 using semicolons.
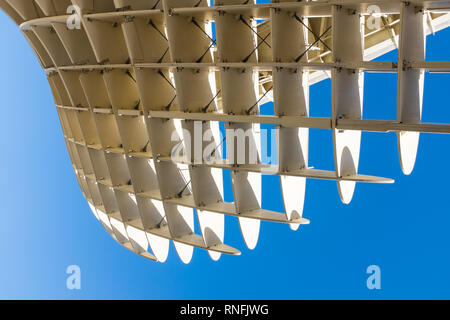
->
0;6;450;300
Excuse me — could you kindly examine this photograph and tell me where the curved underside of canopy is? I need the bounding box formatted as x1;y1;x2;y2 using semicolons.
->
1;0;449;263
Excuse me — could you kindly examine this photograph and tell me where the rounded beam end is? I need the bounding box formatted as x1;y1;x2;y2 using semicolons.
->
398;131;420;176
239;217;260;250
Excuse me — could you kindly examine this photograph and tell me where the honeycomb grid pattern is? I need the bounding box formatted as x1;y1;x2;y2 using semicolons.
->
0;0;450;263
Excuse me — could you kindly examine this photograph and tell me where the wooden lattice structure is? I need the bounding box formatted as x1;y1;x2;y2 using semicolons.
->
1;0;450;263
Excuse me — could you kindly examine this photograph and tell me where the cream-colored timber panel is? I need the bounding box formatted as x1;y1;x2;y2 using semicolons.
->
79;70;111;109
121;7;174;261
331;4;365;205
76;144;95;175
114;0;163;11
103;149;131;189
87;148;111;182
5;0;41;21
62;124;96;206
100;43;172;260
102;143;160;260
47;74;64;106
136;197;170;262
146;115;195;263
70;29;160;260
58;70;89;107
49;72;72;106
397;2;426;175
66;139;82;171
87;201;100;220
229;161;261;250
74;109;112;191
55;107;71;138
72;0;116;14
60;99;133;252
35;0;72;16
116;114;149;154
109;215;158;261
173;67;217;113
102;68;140;110
126;157;159;196
23;30;54;68
79;70;121;190
31;25;72;67
80;9;130;64
52;23;97;65
272;4;310;231
181;121;226;261
216;13;257;115
128;8;175;109
135;68;178;111
0;0;25;24
77;110;102;148
75;168;93;201
94;113;122;151
57;110;81;174
97;182;119;214
150;0;194;263
79;74;156;260
147;109;234;262
101;62;165;260
120;14;168;64
164;0;227;261
64;109;85;143
96;206;115;235
215;0;263;250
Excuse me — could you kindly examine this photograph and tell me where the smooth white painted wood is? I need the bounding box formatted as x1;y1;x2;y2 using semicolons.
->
397;2;426;175
332;5;365;204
